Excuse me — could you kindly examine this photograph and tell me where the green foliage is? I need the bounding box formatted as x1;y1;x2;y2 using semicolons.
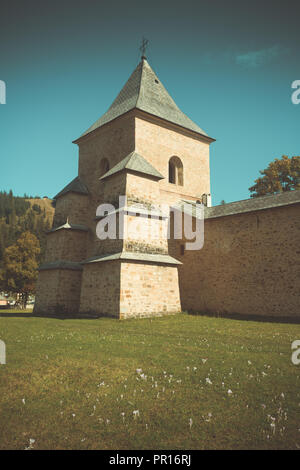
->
249;155;300;198
0;189;53;266
0;190;30;218
0;232;40;306
32;204;42;214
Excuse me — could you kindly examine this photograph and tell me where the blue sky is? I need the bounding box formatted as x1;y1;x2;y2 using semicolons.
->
0;0;299;205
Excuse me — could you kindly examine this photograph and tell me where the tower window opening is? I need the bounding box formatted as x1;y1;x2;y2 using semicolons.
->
168;156;183;186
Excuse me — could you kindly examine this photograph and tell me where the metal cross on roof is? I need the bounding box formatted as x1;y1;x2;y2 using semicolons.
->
139;37;149;59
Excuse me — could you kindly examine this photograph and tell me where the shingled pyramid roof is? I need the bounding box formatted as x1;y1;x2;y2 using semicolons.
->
100;151;164;180
54;176;89;199
77;58;212;140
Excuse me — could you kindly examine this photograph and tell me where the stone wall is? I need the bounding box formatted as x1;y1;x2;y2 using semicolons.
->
120;261;181;319
78;259;181;319
34;269;82;314
77;112;135;195
134;112;211;205
53;193;89;228
124;213;169;254
85;160;128;259
93;213;124;257
79;261;121;317
126;172;161;205
45;229;87;263
171;203;300;318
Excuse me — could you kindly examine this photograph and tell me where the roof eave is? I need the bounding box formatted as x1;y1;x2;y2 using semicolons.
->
72;109;136;145
100;167;164;182
73;107;216;145
53;189;89;200
136;108;216;143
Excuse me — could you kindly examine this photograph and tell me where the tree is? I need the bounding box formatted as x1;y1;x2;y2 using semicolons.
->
249;155;300;198
0;232;40;308
32;204;42;214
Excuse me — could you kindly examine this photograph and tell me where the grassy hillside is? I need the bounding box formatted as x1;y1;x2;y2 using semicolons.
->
0;312;299;450
26;197;55;221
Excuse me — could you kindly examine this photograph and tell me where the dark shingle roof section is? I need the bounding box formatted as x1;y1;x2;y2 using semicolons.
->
54;176;89;199
100;151;164;181
39;261;83;271
77;58;213;140
174;190;300;220
204;190;300;219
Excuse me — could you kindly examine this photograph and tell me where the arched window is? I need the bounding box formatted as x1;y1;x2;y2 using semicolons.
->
99;158;109;177
169;160;176;184
168;156;183;186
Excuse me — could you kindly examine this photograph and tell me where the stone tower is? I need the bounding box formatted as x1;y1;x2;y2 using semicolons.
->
34;56;215;318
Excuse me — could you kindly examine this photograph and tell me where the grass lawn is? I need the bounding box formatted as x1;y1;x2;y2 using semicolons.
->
0;311;299;450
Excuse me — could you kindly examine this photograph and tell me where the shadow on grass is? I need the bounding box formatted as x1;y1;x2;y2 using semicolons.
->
0;309;109;320
0;308;299;324
188;310;300;325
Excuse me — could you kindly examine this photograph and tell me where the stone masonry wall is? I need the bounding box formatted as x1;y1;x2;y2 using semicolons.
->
124;172;169;254
170;204;300;318
79;261;121;317
34;269;82;314
134;112;211;206
126;172;161;205
77;112;135;195
120;261;181;319
45;229;87;263
82;161;127;259
53;193;89;228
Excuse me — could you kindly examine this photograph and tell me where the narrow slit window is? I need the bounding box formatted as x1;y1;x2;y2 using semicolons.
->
168;156;183;186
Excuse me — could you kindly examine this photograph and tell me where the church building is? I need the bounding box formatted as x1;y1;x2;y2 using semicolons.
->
34;55;300;320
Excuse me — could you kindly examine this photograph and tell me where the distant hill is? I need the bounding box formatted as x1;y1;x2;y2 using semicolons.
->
0;191;55;266
26;197;55;220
